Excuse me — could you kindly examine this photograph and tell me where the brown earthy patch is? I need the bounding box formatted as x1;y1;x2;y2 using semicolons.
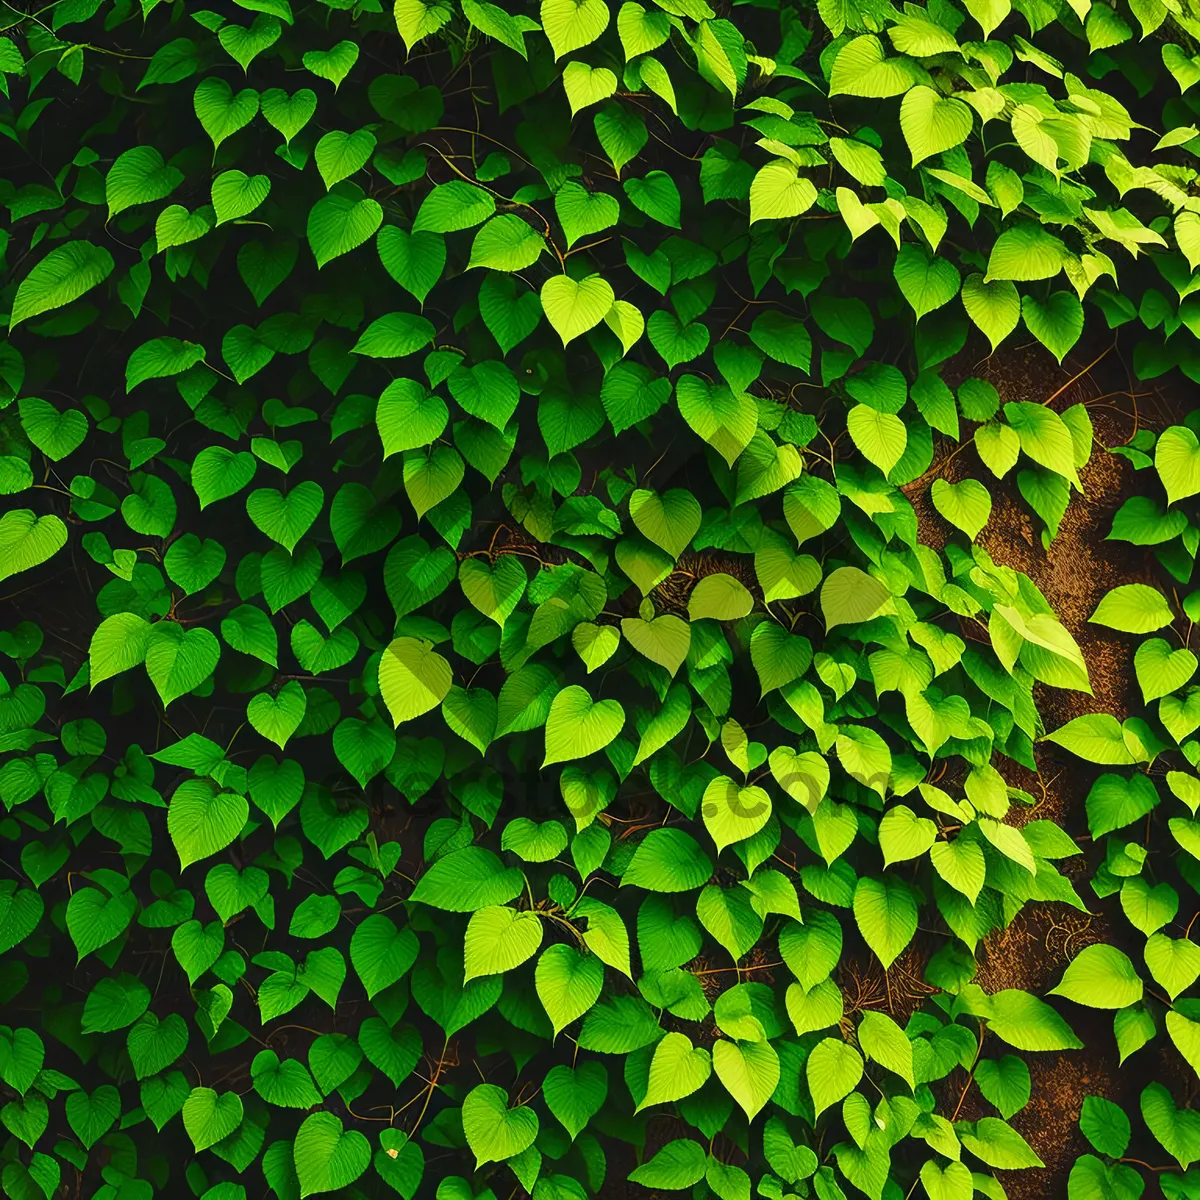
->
904;341;1152;726
911;336;1190;1198
837;940;938;1027
975;907;1107;998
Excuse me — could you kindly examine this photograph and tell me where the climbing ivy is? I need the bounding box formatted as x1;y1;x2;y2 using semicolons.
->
3;0;1200;1196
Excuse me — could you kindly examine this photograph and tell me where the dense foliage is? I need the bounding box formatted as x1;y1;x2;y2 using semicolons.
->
7;0;1200;1196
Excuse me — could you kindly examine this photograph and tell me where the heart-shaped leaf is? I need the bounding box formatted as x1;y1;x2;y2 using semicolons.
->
636;1032;711;1110
294;1111;370;1197
246;481;325;552
541;274;615;345
459;556;527;626
462;1083;539;1167
543;684;625;767
379;637;453;726
676;375;756;467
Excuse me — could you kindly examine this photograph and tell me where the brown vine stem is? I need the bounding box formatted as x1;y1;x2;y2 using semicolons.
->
431;126;535;168
407;1036;452;1134
1040;339;1114;406
1119;1159;1176;1172
949;1024;985;1121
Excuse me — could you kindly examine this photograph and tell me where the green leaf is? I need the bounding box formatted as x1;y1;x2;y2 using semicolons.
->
218;14;282;71
542;274;615;345
853;875;918;968
1157;425;1200;506
1145;933;1200;1000
806;1038;863;1118
636;1032;711;1111
261;87;317;142
83;973;150;1034
409;846;522;911
462;1083;539;1167
349;914;419;996
1022;291;1084;363
168;780;249;871
88;612;152;688
0;511;67;585
293;1111;370;1197
829;34;927;97
106;145;184;219
378;637;453;725
11;242;114;327
541;0;609;57
595;103;648;174
618;2;670;56
749;160;817;223
556;181;621;249
960;1118;1043;1169
535;944;604;1035
624;171;681;227
183;1087;243;1152
194;77;258;149
247;681;307;749
394;0;453;51
303;40;358;87
146;623;220;706
307;188;383;268
847;403;907;474
820;566;891;630
468;214;545;271
920;1161;975;1200
403;445;465;517
858;1010;914;1088
961;273;1020;352
314;129;376;189
676;375;755;467
563;60;617;115
543;1061;608;1138
378;227;445;303
414;181;495;233
19;397;88;460
1143;1082;1200;1169
464;905;544;980
1134;638;1197;703
1050;943;1144;1008
212;170;271;225
1090;583;1173;633
893;243;960;319
899;86;973;164
462;0;539;55
1005;400;1081;487
986;224;1068;282
878;805;937;867
127;337;207;391
246;482;324;552
252;1050;323;1108
629;1139;707;1189
127;1012;188;1080
623;828;713;892
931;477;991;538
543;684;624;766
974;1055;1031;1119
352;313;436;359
713;1039;780;1120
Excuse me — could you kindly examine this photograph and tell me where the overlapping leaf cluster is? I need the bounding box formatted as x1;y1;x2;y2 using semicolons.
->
4;0;1200;1195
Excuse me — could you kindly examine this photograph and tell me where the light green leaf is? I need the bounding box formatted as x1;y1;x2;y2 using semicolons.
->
12;242;114;327
543;684;625;766
1050;944;1144;1008
541;274;615;345
464;906;544;980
